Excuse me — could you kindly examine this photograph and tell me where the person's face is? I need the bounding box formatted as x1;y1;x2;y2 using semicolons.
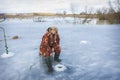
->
51;29;56;34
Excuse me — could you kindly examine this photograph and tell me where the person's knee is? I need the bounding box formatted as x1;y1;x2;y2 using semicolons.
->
54;45;61;52
55;49;61;54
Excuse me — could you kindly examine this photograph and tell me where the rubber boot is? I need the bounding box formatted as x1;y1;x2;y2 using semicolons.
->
45;56;53;72
54;53;61;62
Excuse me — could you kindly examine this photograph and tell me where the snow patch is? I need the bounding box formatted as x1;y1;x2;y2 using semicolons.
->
54;64;67;72
1;52;15;58
80;40;90;44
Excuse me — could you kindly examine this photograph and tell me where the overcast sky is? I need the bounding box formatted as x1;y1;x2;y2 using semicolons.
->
0;0;115;13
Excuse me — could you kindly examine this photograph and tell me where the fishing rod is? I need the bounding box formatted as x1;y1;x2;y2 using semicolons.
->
0;27;8;54
0;14;8;54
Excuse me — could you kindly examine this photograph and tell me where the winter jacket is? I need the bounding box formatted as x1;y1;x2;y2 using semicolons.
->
40;32;61;57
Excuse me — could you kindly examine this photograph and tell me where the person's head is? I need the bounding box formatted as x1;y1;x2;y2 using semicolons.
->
47;27;52;33
51;27;58;34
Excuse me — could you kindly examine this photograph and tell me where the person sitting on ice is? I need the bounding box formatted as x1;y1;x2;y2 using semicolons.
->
39;27;61;72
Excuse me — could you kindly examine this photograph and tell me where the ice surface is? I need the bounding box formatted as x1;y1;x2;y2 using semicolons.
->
0;19;120;80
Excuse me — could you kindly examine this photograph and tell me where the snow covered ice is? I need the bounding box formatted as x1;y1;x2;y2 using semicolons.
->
1;52;15;58
0;19;120;80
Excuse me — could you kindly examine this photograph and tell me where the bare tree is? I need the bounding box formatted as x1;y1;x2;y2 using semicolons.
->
70;3;76;24
116;0;120;12
108;0;120;23
82;7;93;24
108;0;115;13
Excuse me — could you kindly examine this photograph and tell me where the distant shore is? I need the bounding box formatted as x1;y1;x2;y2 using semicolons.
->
0;12;120;24
2;13;97;19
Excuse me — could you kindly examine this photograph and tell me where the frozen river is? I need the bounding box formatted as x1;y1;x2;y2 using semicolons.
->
0;19;120;80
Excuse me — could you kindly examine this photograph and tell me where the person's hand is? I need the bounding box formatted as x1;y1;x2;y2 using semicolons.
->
39;51;42;56
43;53;46;57
50;53;53;56
52;48;54;52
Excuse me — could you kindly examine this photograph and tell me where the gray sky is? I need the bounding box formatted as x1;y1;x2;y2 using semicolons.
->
0;0;115;13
